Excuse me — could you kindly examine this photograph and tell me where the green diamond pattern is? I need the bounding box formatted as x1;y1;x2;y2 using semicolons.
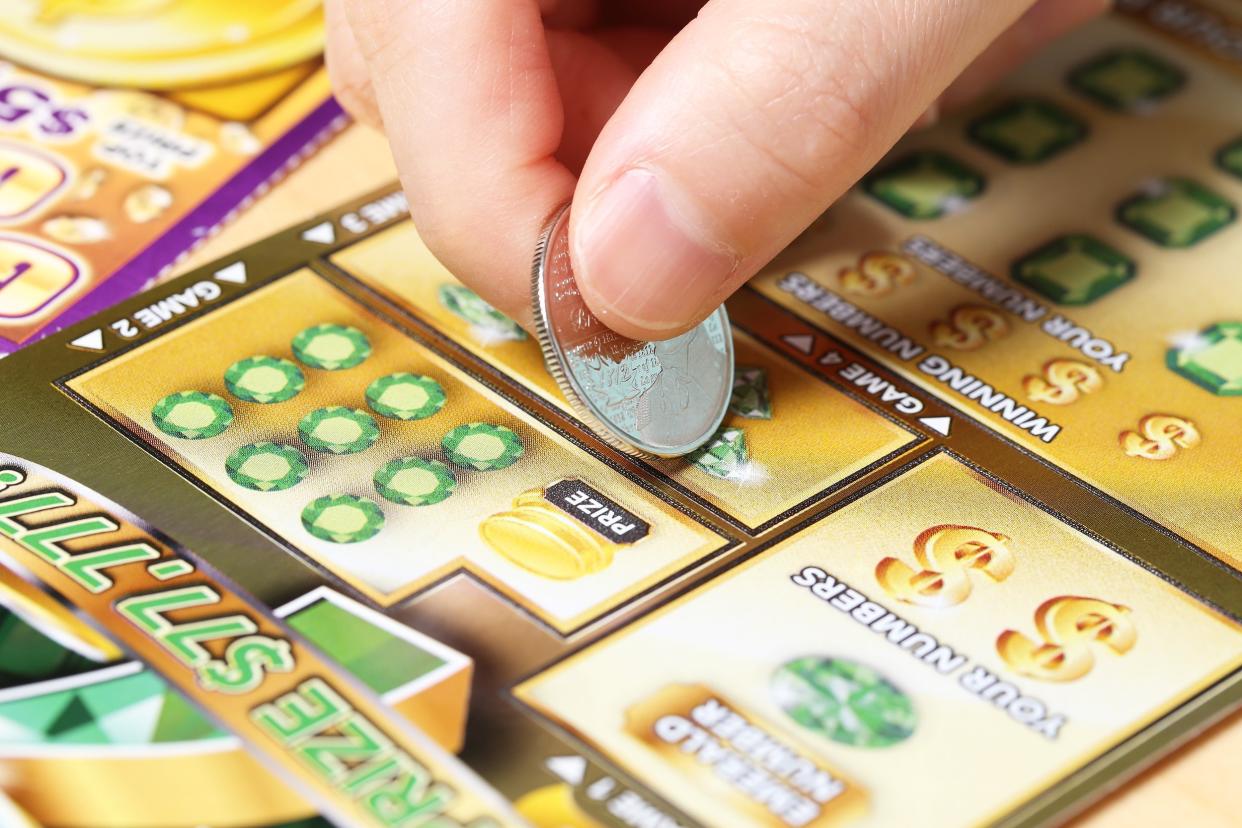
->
438;284;527;342
1012;234;1136;305
0;669;225;747
863;151;985;219
690;427;749;480
291;324;372;370
772;656;916;748
299;407;381;455
366;373;446;421
729;366;772;419
1069;49;1185;112
374;457;457;506
1117;178;1236;248
1167;322;1242;396
441;423;524;471
967;98;1086;164
226;442;309;491
1216;136;1242;180
151;391;233;440
224;356;305;404
0;595;444;749
302;495;385;543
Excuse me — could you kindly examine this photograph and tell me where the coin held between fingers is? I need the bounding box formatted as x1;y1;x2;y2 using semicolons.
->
531;203;735;458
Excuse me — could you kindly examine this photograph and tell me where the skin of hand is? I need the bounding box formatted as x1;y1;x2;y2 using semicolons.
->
327;0;1109;340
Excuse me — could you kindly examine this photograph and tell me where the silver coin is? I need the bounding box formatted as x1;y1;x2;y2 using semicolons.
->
531;203;734;458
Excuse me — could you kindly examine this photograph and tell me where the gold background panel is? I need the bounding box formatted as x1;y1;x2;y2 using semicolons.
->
333;224;919;530
518;454;1242;828
646;330;919;529
754;15;1242;569
68;270;727;632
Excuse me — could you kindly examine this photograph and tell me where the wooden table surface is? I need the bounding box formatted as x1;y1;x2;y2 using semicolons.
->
183;124;1242;828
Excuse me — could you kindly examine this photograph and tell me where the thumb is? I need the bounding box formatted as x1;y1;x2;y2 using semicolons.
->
571;0;1037;340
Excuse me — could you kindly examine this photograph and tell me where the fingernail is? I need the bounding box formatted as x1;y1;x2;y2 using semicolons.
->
572;168;737;336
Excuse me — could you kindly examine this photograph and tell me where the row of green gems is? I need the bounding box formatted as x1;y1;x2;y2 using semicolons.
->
224;356;305;404
226;443;309;491
298;407;381;455
291;324;372;371
301;495;385;544
374;457;457;506
152;391;234;440
366;373;445;421
440;422;524;471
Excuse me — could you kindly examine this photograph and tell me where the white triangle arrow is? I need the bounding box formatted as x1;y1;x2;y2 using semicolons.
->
781;333;815;355
919;415;952;436
214;262;247;284
301;221;335;245
819;350;843;365
69;329;104;351
545;755;586;786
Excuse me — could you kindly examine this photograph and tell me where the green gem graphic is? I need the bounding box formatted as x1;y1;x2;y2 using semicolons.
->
0;667;226;747
1012;234;1136;305
151;391;233;440
224;355;305;404
291;324;372;370
374;457;457;506
772;656;917;748
441;422;524;471
729;366;772;419
1219;136;1242;180
1117;178;1236;248
863;151;985;219
1167;322;1242;396
1069;49;1185;112
967;98;1086;164
366;373;446;421
225;442;309;491
298;407;380;455
690;427;749;480
0;595;436;752
438;284;527;342
302;495;385;543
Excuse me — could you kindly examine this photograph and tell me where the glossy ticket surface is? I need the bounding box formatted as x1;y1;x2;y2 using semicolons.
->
0;4;1237;827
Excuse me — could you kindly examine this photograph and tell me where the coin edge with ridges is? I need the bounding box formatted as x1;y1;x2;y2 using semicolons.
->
530;204;734;459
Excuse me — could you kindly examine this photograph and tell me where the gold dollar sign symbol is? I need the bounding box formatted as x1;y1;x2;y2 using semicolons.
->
838;251;917;296
929;305;1011;350
875;524;1015;608
997;596;1136;682
1022;359;1103;405
1119;414;1200;460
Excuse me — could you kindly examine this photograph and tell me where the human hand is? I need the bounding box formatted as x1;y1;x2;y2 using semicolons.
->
327;0;1108;339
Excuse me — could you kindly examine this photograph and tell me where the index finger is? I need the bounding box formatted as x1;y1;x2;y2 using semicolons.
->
342;0;576;329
